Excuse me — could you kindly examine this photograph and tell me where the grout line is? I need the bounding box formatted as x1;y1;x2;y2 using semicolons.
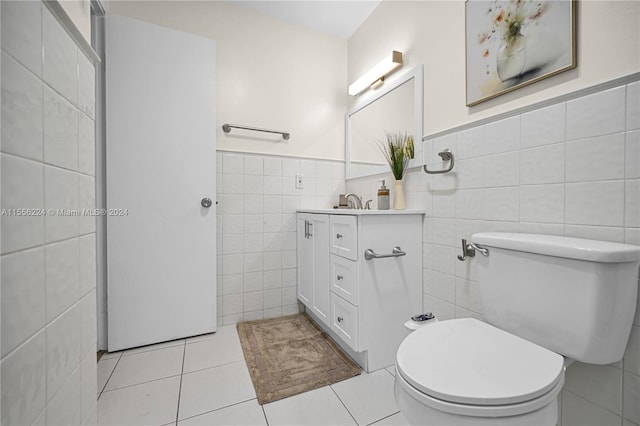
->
175;341;187;425
328;385;359;425
181;358;246;377
176;398;259;424
120;339;186;358
1;146;97;179
101;370;182;395
98;352;122;399
1;231;97;258
261;402;270;426
365;411;401;426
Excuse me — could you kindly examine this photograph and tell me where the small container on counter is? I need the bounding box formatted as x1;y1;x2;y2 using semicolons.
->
377;180;390;210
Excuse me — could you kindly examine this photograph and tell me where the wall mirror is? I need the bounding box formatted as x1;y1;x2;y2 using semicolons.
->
346;65;424;180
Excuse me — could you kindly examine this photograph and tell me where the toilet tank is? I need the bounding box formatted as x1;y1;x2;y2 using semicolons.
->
471;233;640;364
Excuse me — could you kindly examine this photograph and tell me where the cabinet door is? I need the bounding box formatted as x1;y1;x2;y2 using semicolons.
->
296;214;313;306
311;214;330;326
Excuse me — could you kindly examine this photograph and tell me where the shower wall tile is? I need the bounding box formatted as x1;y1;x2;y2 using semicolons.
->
78;234;97;297
566;86;626;141
456;127;484;159
46;304;81;402
45;367;81;426
627;82;639;131
484;151;519;188
263;157;282;176
42;8;78;104
78;175;96;235
564;225;626;244
519;184;565;224
244;155;264;175
565;181;625;227
44;166;79;242
80;347;98;422
626;180;640;228
627;131;640;179
216;152;345;324
1;52;44;161
44;87;78;170
0;154;45;253
483;187;519;222
77;55;95;119
0;330;47;426
520;144;565;185
1;0;43;78
520;102;565;149
1;247;46;357
456;157;485;189
485;115;520;154
1;4;97;425
45;238;79;322
78;113;95;176
565;133;625;182
222;152;244;174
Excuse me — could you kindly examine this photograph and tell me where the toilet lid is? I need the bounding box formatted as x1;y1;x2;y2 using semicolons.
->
396;318;565;406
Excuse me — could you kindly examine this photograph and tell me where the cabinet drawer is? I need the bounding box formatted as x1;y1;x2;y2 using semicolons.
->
330;215;357;260
330;254;358;306
331;293;359;351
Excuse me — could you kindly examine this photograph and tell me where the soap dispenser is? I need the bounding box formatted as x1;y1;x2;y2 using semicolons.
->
377;180;390;210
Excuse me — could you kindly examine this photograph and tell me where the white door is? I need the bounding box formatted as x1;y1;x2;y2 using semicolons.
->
106;15;217;351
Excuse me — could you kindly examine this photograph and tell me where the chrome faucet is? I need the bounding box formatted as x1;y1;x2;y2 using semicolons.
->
345;193;363;209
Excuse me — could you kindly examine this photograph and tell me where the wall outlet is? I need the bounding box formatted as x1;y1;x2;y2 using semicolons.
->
295;174;304;189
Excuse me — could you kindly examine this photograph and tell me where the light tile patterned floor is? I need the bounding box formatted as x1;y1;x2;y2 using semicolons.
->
97;325;408;426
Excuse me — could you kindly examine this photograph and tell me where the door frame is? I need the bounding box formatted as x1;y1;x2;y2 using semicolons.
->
90;0;108;351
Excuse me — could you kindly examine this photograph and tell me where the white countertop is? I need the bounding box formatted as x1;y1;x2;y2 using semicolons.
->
297;208;425;215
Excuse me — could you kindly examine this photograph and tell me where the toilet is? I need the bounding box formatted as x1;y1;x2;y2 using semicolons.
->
395;233;640;426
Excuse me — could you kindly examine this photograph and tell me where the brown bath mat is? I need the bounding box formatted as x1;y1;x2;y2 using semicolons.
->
237;313;361;405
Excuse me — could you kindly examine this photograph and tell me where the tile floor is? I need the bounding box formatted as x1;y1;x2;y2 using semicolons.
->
97;324;408;426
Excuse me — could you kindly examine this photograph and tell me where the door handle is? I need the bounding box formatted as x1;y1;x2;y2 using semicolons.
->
201;197;213;208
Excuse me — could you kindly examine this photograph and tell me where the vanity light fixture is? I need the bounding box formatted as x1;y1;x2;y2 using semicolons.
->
348;50;403;96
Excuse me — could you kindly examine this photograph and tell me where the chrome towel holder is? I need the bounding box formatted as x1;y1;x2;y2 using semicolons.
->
364;246;406;261
423;149;454;174
222;123;290;140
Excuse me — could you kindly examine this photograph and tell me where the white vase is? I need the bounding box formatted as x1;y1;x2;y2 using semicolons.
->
394;179;406;210
497;33;527;82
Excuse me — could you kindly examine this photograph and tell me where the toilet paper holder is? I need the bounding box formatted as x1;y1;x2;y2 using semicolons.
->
457;238;489;261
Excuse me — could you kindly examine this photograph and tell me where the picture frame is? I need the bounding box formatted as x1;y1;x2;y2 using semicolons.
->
465;0;576;107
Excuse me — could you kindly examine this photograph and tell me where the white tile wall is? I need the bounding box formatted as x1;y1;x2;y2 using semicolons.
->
217;151;345;325
1;2;97;425
347;79;640;426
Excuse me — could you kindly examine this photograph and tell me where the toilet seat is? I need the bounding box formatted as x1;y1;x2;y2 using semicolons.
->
396;318;565;416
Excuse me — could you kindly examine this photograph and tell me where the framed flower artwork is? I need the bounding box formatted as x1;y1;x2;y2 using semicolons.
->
465;0;576;106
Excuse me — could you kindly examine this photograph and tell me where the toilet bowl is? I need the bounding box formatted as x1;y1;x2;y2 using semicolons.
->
394;233;640;426
394;318;564;426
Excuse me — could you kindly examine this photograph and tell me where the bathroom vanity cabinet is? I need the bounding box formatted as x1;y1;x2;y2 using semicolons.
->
296;209;424;372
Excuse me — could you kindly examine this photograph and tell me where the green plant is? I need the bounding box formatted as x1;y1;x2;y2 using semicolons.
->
378;132;414;181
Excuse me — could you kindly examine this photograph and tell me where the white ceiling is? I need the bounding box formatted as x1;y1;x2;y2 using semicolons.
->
227;1;381;39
